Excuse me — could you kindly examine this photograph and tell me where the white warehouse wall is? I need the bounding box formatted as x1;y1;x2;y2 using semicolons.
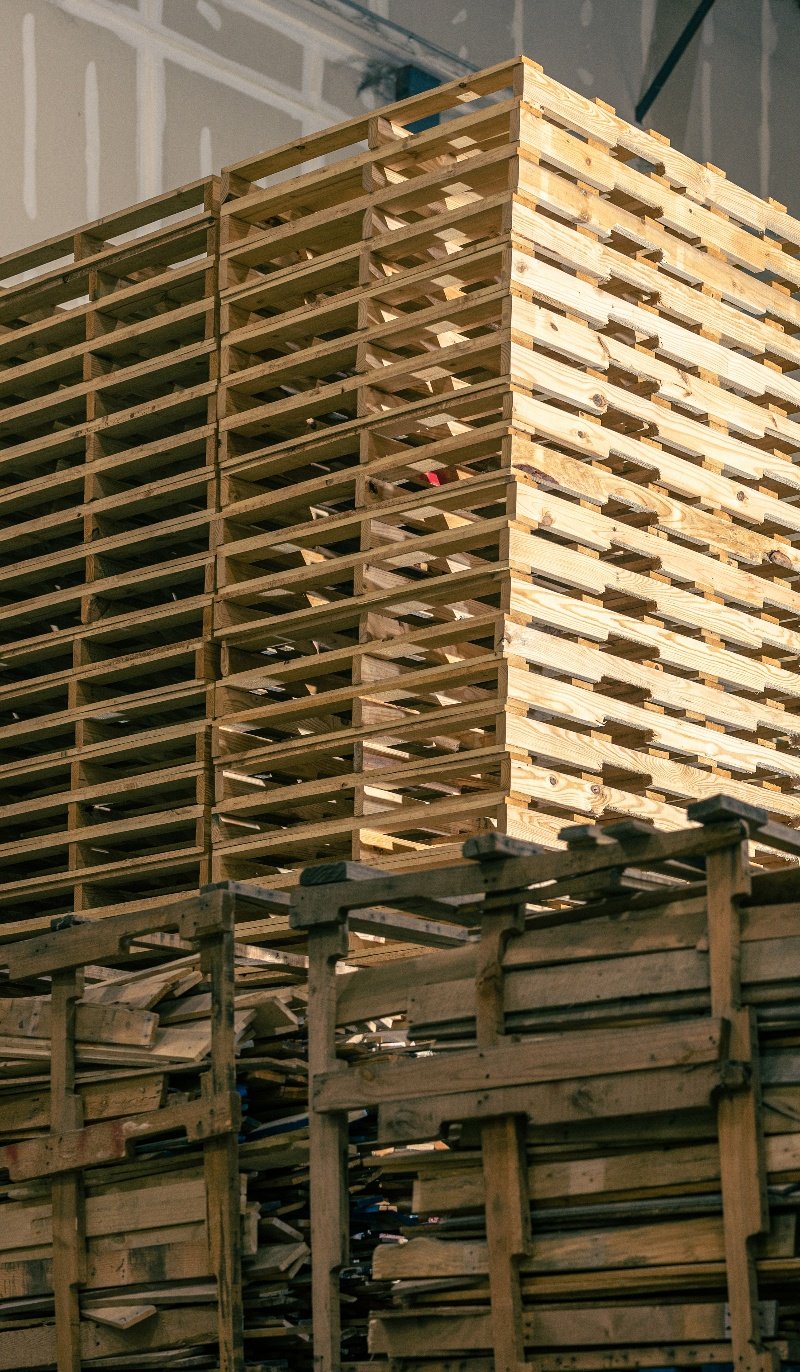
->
1;0;799;254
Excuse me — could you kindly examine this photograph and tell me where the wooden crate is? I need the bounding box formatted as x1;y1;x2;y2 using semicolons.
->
213;55;800;892
0;181;220;934
0;888;246;1371
0;881;379;1370
292;797;800;1372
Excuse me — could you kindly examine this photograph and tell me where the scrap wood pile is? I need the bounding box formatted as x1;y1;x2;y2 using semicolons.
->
292;796;800;1372
0;881;400;1370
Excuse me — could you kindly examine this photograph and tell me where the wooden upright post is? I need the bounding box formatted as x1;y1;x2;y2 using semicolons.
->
292;864;380;1372
50;968;86;1372
704;820;776;1372
201;894;244;1372
474;895;530;1372
307;919;350;1372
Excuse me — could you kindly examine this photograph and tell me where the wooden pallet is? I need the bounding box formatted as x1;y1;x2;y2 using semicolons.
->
213;55;800;890
0;181;220;933
293;796;800;1372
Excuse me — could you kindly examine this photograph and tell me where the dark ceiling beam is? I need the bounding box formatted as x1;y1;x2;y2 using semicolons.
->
636;0;719;125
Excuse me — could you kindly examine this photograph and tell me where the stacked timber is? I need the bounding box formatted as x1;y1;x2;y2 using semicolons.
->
214;54;800;887
293;798;800;1372
0;180;219;936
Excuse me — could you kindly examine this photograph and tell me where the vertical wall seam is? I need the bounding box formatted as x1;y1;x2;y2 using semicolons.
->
84;60;100;221
760;0;775;201
137;0;166;199
22;12;37;221
701;9;713;164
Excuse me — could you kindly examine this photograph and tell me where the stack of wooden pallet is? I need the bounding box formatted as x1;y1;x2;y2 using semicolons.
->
3;53;800;924
0;180;219;937
213;63;520;885
213;54;800;888
293;796;800;1372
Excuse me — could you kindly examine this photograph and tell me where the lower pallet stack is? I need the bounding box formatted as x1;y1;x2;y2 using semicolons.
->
367;1042;800;1367
0;889;396;1370
2;797;800;1371
293;796;800;1372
